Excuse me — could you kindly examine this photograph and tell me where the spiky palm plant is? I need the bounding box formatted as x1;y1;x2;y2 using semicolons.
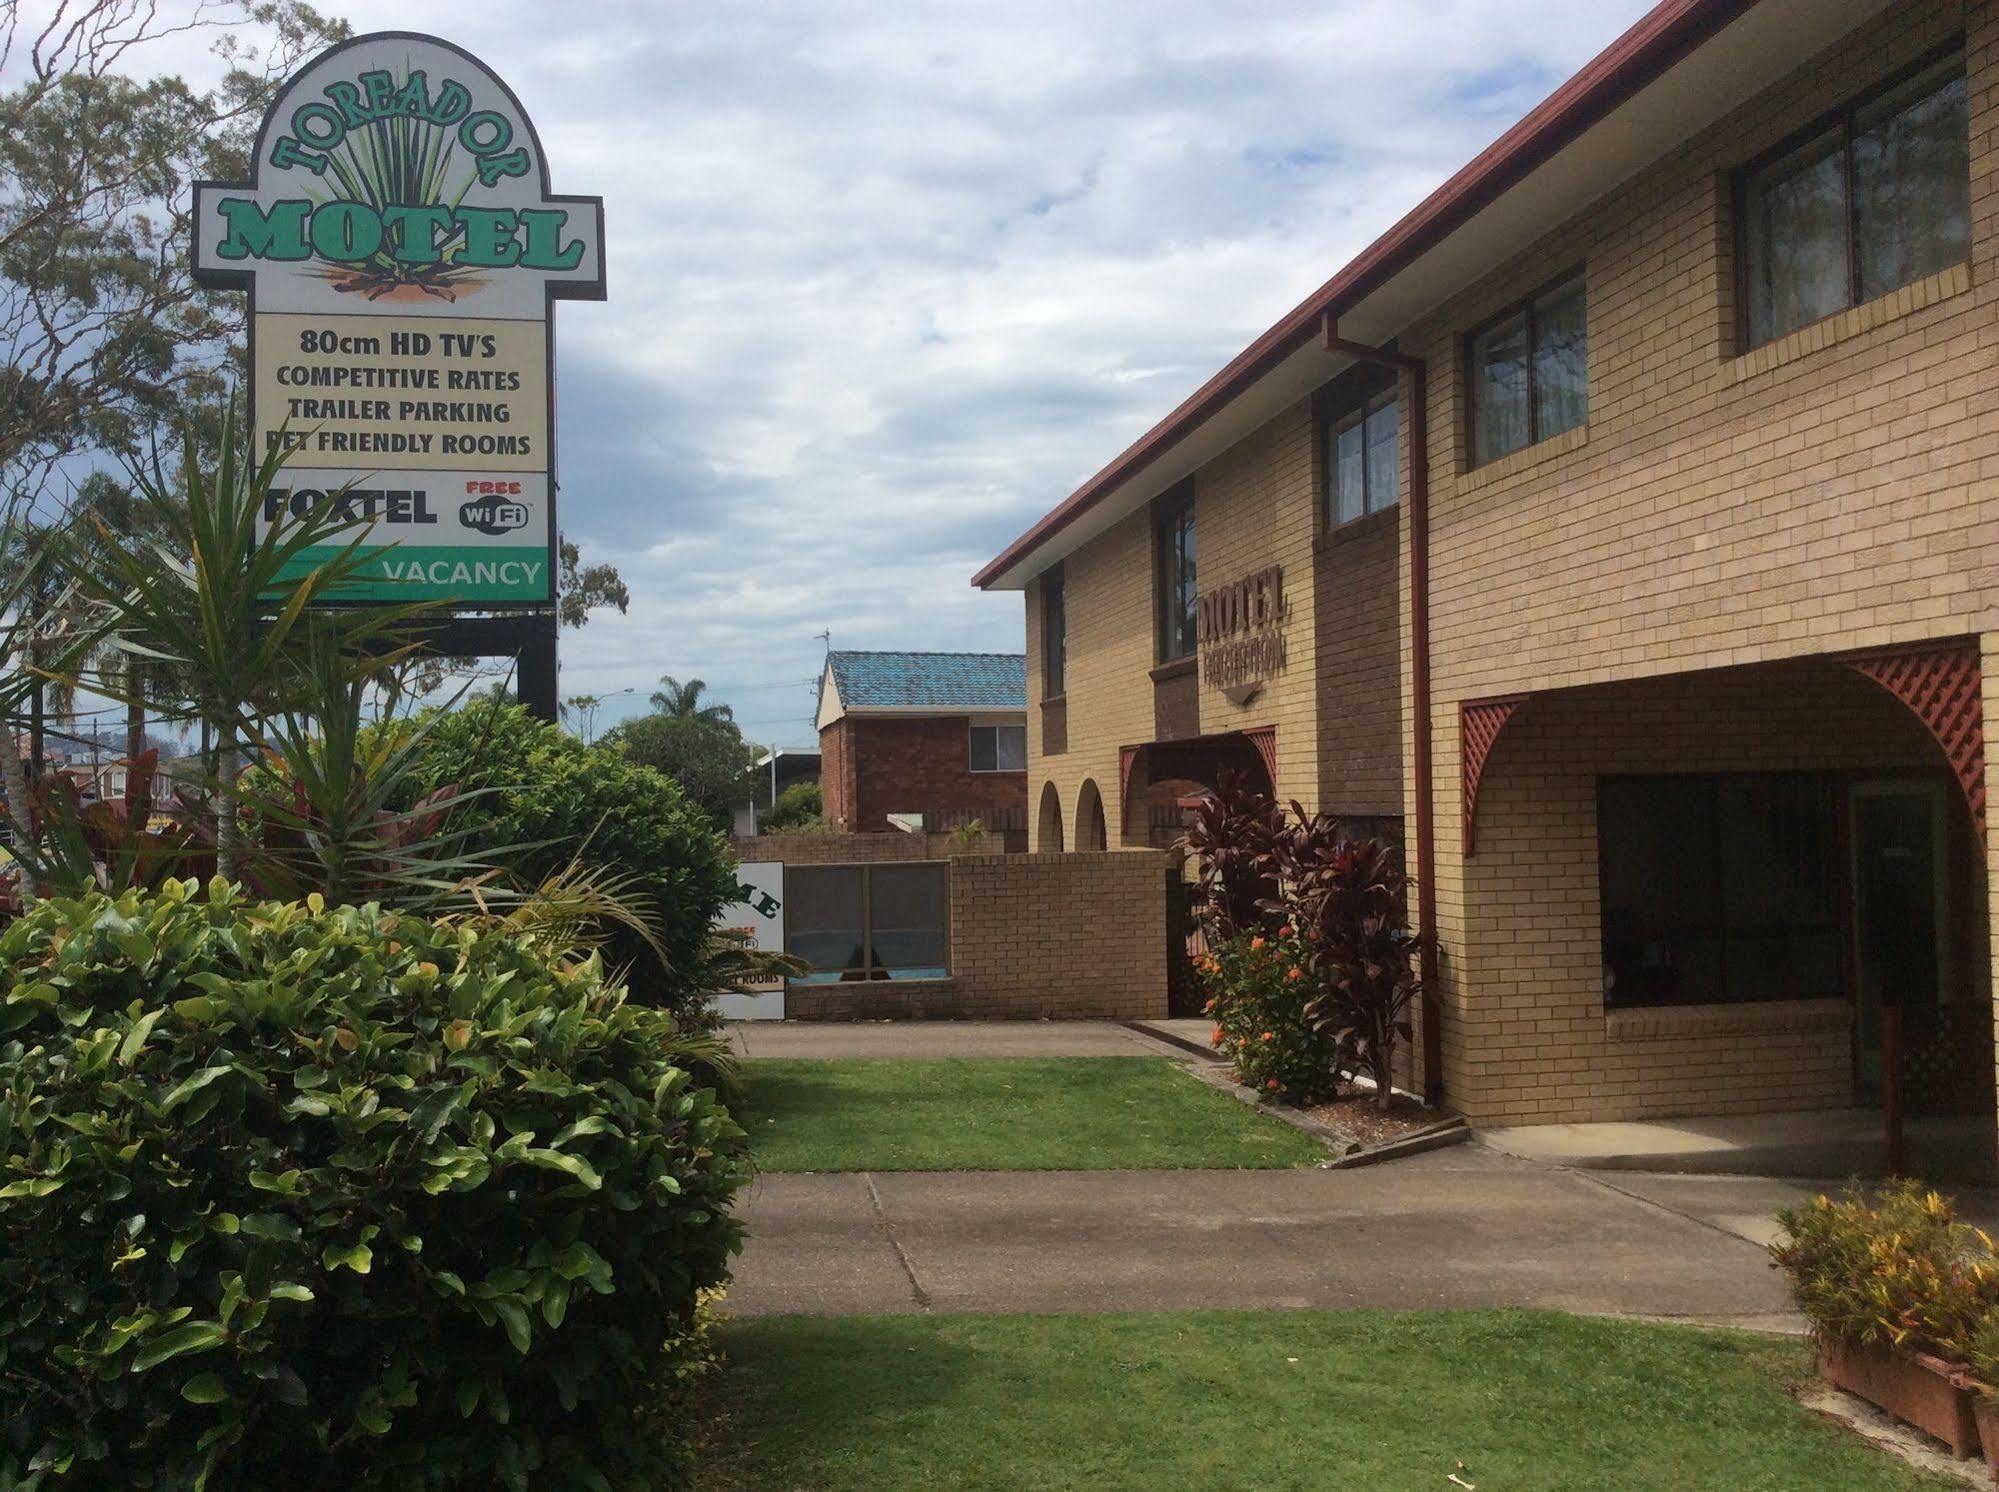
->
307;73;483;301
55;404;433;878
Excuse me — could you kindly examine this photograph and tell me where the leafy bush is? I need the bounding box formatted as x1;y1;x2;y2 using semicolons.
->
0;879;747;1490
758;781;822;834
1198;926;1341;1105
390;700;739;1026
1177;768;1281;938
1771;1180;1999;1360
1280;832;1420;1109
1180;776;1419;1109
601;713;758;831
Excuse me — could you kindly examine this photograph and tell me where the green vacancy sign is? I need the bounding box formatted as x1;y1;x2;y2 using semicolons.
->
193;32;605;606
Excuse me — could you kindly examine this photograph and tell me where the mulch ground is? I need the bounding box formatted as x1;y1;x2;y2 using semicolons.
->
1301;1091;1446;1151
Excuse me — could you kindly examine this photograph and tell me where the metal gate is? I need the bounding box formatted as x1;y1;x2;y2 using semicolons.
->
1164;872;1209;1018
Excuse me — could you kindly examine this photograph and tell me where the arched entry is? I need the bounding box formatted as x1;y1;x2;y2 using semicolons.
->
1452;651;1994;1173
1076;779;1108;851
1120;727;1276;847
1037;780;1065;852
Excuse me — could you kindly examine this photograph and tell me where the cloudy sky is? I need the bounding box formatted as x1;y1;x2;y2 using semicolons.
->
142;0;1653;744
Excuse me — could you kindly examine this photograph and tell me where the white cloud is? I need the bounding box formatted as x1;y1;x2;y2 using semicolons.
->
28;0;1656;742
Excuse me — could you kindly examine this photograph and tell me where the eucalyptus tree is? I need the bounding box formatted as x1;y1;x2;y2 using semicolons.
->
0;1;351;514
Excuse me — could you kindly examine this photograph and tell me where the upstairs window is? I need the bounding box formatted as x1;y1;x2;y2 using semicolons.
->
970;723;1027;772
1042;566;1066;697
1740;47;1969;350
1154;485;1197;663
1329;390;1399;526
1467;270;1587;467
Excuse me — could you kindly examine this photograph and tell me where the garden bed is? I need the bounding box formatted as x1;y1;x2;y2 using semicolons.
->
1303;1091;1449;1149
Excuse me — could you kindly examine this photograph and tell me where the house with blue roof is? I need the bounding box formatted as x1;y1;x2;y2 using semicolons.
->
815;650;1027;841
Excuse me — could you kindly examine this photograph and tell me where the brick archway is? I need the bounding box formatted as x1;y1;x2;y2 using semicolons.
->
1076;779;1108;851
1119;727;1276;848
1037;779;1065;852
1459;640;1988;857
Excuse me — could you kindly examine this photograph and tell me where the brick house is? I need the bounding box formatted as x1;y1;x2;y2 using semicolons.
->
977;0;1999;1134
816;651;1028;840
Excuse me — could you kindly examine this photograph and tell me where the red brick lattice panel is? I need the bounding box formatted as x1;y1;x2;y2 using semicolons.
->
1243;725;1277;788
1840;639;1985;838
1460;695;1527;857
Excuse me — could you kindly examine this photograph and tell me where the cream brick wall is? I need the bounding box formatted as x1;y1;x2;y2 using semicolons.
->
1021;0;1998;1119
1189;402;1322;805
1451;662;1983;1123
1027;396;1406;845
1399;0;1999;1122
1027;508;1157;850
783;849;1169;1020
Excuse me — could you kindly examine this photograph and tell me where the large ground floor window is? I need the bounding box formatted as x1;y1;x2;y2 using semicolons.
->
1598;772;1841;1009
787;862;950;983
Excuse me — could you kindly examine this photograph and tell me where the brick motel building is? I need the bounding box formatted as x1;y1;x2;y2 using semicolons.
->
976;0;1999;1140
816;650;1029;842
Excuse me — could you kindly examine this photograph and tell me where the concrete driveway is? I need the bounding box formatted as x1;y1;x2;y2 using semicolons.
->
727;1144;1808;1328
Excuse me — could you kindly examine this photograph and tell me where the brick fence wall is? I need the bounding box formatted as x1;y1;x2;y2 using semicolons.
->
781;849;1171;1021
734;830;1000;865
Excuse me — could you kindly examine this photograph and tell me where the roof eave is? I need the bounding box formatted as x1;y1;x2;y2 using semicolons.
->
971;0;1762;592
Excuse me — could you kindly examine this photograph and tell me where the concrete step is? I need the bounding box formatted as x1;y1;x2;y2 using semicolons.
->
1479;1109;1997;1182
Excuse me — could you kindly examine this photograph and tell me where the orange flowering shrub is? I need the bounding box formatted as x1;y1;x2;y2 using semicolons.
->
1197;928;1339;1105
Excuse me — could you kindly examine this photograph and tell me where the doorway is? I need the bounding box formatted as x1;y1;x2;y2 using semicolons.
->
1850;779;1949;1102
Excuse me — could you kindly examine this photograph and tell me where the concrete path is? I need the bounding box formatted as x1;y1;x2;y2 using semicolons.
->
1483;1108;1998;1181
725;1019;1176;1060
727;1144;1801;1328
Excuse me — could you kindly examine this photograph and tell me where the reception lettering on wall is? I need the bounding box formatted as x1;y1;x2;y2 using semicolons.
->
1198;564;1288;701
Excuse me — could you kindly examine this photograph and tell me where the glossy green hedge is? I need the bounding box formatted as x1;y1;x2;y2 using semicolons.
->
387;701;739;1028
0;880;747;1490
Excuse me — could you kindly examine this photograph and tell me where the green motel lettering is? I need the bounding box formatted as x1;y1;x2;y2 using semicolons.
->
214;197;583;271
270;68;527;186
213;67;589;271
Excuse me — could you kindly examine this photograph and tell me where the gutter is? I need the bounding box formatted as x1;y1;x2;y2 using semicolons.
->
1320;316;1441;1108
972;0;1759;591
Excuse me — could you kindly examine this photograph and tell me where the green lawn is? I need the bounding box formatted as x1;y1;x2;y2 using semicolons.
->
702;1310;1950;1491
736;1056;1326;1171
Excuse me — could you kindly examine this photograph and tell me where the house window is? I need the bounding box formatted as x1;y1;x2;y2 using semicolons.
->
970;723;1027;772
1155;485;1197;662
1328;390;1400;526
1740;47;1969;350
1598;773;1841;1010
786;862;949;983
1042;566;1066;697
1466;270;1587;466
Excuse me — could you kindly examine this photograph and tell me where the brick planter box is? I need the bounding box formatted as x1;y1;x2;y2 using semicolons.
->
1973;1394;1999;1483
1820;1339;1979;1459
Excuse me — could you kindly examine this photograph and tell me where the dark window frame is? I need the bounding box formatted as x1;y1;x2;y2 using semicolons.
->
785;860;951;983
1041;564;1066;699
1153;482;1198;664
1318;367;1401;532
1732;38;1969;353
1462;266;1588;469
969;722;1027;773
1596;770;1845;1012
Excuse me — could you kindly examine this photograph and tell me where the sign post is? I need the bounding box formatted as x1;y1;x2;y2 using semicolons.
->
192;32;604;718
